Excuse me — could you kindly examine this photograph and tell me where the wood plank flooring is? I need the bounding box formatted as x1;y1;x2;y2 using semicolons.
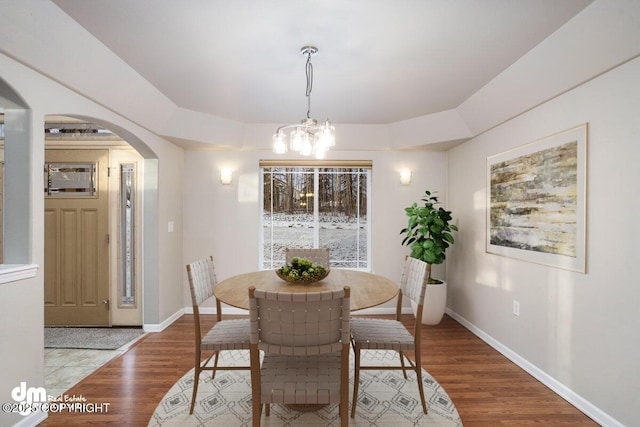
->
41;314;599;426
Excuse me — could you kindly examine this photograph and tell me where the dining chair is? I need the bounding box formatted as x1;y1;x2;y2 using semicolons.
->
350;255;430;417
248;285;350;427
185;256;250;415
285;247;331;268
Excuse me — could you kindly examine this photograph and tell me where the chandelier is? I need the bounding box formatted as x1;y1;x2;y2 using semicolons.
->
272;46;335;159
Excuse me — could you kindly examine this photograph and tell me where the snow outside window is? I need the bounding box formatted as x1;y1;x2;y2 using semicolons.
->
261;165;370;270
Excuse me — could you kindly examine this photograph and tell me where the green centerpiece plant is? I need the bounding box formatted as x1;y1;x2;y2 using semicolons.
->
400;190;458;324
276;257;329;284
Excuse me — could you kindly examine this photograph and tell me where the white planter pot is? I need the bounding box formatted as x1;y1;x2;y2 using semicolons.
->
410;280;447;325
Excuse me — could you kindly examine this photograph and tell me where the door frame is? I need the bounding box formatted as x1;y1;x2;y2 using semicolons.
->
43;144;144;326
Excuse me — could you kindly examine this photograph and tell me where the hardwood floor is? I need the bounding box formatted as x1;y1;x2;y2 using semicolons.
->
41;314;599;426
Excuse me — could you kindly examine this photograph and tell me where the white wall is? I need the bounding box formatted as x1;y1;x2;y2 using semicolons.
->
447;56;640;426
0;276;46;426
182;149;448;310
0;105;46;427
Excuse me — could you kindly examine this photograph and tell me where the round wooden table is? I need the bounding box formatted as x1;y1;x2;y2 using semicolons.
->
214;269;398;311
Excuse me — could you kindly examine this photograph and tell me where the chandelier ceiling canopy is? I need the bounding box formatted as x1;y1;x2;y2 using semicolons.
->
272;46;335;159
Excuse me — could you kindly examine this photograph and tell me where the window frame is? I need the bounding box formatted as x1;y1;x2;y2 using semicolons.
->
259;160;372;271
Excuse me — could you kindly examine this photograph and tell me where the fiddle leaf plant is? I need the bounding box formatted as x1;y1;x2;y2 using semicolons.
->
400;190;458;283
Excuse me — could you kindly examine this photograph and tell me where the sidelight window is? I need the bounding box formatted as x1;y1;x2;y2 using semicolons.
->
119;163;136;306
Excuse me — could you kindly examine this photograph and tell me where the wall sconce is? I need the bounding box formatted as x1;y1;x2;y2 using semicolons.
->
400;169;412;185
220;168;233;185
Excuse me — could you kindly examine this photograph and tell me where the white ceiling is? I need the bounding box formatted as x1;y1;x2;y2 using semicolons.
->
52;0;593;126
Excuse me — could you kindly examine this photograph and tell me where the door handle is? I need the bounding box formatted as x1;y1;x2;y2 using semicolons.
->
103;299;110;310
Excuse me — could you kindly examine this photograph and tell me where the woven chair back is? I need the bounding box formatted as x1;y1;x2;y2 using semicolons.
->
186;256;217;307
249;287;350;356
399;256;429;306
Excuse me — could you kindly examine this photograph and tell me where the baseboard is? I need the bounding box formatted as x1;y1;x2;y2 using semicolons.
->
184;306;407;316
9;409;47;427
358;306;411;316
183;306;248;316
445;308;623;427
143;308;184;332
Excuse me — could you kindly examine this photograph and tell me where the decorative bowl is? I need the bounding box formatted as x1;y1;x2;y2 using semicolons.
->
275;269;330;284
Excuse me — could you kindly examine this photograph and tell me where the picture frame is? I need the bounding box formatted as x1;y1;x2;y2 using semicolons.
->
486;124;587;273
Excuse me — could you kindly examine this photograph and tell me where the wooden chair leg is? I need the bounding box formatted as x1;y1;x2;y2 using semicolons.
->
340;343;349;426
211;350;220;380
189;364;200;414
250;344;262;426
415;352;428;414
399;350;408;379
265;403;270;416
252;403;262;427
351;345;361;418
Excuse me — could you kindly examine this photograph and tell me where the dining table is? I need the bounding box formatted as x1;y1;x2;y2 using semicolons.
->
213;268;398;414
214;268;398;311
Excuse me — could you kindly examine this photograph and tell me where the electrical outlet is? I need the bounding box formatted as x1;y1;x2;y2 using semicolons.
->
513;300;520;316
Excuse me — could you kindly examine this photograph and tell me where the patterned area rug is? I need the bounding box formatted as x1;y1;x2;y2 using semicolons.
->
149;350;462;426
44;327;145;350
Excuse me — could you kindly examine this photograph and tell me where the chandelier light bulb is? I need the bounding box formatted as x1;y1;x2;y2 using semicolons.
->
290;128;304;152
318;122;335;148
272;132;287;154
301;134;313;156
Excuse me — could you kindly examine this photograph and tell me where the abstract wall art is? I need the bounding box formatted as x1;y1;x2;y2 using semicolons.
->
486;124;587;272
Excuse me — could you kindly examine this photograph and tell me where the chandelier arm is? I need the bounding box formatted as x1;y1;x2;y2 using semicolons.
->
276;123;323;133
276;123;302;133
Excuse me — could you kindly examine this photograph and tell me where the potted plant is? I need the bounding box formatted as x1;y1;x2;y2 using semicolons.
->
400;190;458;325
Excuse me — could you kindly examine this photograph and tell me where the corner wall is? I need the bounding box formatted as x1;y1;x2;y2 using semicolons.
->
447;56;640;426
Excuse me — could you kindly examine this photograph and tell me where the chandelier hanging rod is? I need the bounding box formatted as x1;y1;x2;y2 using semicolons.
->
303;46;315;119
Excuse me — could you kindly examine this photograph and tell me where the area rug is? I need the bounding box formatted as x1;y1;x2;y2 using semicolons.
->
149;350;462;426
44;327;146;350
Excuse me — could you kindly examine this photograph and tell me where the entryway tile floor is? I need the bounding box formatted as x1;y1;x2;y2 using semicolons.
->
44;335;145;398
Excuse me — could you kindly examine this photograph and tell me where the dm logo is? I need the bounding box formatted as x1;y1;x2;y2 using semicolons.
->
11;382;47;415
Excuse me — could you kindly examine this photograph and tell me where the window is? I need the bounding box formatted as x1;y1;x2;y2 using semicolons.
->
261;160;371;270
44;163;97;197
119;163;136;306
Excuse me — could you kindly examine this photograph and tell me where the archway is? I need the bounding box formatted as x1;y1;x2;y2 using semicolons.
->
43;114;161;328
0;80;161;328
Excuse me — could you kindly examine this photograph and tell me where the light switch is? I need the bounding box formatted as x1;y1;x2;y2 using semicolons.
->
168;221;174;233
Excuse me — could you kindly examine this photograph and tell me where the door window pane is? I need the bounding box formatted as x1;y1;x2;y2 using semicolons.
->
44;163;96;197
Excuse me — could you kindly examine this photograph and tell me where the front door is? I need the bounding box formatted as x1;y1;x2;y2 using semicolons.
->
44;149;110;326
